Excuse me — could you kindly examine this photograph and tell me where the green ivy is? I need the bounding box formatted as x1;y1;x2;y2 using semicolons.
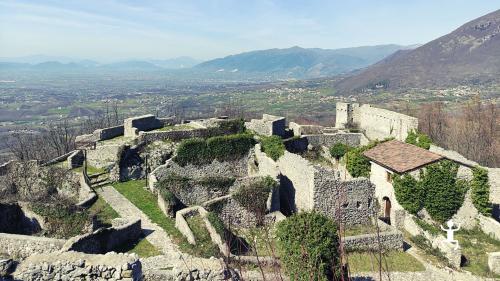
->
421;160;468;223
405;130;432;150
233;176;277;220
174;133;255;166
346;141;379;178
276;212;340;281
260;135;285;161
329;142;350;160
393;174;424;215
471;167;491;216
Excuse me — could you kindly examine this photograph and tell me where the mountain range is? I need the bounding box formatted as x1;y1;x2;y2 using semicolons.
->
0;45;413;78
335;9;500;92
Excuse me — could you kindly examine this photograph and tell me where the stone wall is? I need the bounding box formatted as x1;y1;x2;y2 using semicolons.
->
62;219;142;254
76;173;97;208
245;114;286;137
255;145;375;224
343;230;403;251
203;195;261;228
66;150;84;169
289;122;323;136
137;128;210;143
313;168;375;225
86;144;122;168
478;214;500;240
488;252;500;275
336;103;418;141
95;125;124;141
0;232;65;259
124;114;163;137
14;251;142;280
304;132;364;148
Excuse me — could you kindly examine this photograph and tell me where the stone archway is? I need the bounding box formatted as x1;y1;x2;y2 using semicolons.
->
382;196;391;224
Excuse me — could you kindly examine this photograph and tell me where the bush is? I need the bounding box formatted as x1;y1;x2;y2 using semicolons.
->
158;174;235;194
329;142;350;160
346;141;378;178
471;167;491;216
276;212;340;281
393;174;424;215
405;130;432;150
260;135;285;161
233;176;277;221
421;160;468;223
30;203;90;238
218;119;245;134
174;134;255;166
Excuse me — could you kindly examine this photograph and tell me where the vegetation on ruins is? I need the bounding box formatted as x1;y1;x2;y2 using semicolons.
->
233;176;277;222
329;142;350;160
217;118;246;134
276;212;340;281
405;130;432;150
158;173;235;195
30;202;90;238
420;160;468;223
393;174;424;215
346;141;378;178
174;133;254;166
470;167;491;216
186;215;220;258
260;135;285;161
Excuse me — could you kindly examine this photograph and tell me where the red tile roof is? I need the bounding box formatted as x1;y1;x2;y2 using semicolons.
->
363;140;444;174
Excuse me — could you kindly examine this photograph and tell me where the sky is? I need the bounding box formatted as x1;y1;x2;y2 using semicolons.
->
0;0;499;61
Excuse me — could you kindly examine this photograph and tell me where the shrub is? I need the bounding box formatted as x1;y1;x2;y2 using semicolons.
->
329;142;350;160
218;119;245;134
233;176;277;221
260;135;285;161
421;160;468;223
158;174;235;194
30;203;90;238
471;167;491;216
207;133;255;162
207;211;225;237
174;134;254;166
174;138;208;166
346;141;378;178
405;130;432;150
393;174;424;215
276;212;340;281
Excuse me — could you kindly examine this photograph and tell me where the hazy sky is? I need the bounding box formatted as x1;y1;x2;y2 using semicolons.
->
0;0;498;61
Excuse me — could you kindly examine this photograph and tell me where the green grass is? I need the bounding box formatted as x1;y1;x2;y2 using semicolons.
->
186;216;220;258
88;197;119;227
456;227;500;278
347;251;425;273
115;237;161;258
343;224;377;237
236;227;277;257
112;180;217;257
73;165;106;176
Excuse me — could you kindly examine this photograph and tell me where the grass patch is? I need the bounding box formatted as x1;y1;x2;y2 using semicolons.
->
456;227;500;278
343;224;377;237
236;227;277;257
114;237;161;258
73;165;106;176
348;251;425;273
186;216;220;258
413;217;442;237
88;196;119;227
112;180;216;257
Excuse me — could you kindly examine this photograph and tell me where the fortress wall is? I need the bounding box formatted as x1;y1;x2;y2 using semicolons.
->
14;251;142;281
137;128;210;143
245;114;286;137
94;125;124;141
124;114;163;137
355;104;418;141
86;144;122;168
313;167;375;225
62;219;142;254
305;132;362;148
0;232;65;259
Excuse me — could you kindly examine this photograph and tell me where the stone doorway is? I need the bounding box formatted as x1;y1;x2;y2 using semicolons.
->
382;196;391;224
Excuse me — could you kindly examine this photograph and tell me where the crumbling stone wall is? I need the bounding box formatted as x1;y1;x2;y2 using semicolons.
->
13;251;142;281
245;114;286;137
313;168;375;225
0;232;65;259
124;114;163;137
305;132;363;148
86;144;122;169
138;128;210;143
203;195;260;228
62;219;141;254
343;230;403;251
335;103;418;141
0;203;42;235
289;122;324;136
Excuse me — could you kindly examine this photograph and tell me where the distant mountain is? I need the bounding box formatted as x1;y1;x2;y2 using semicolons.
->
336;9;500;92
98;60;164;71
194;45;412;78
149;57;202;69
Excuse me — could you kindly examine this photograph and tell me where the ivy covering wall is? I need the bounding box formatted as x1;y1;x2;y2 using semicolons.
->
471;167;491;216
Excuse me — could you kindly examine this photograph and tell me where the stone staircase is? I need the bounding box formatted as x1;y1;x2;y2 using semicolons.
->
89;172;111;189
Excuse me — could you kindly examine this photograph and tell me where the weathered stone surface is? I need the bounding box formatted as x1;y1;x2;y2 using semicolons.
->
245;114;286;137
14;251;142;281
488;252;500;275
0;232;65;259
0;259;14;277
343;230;403;251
